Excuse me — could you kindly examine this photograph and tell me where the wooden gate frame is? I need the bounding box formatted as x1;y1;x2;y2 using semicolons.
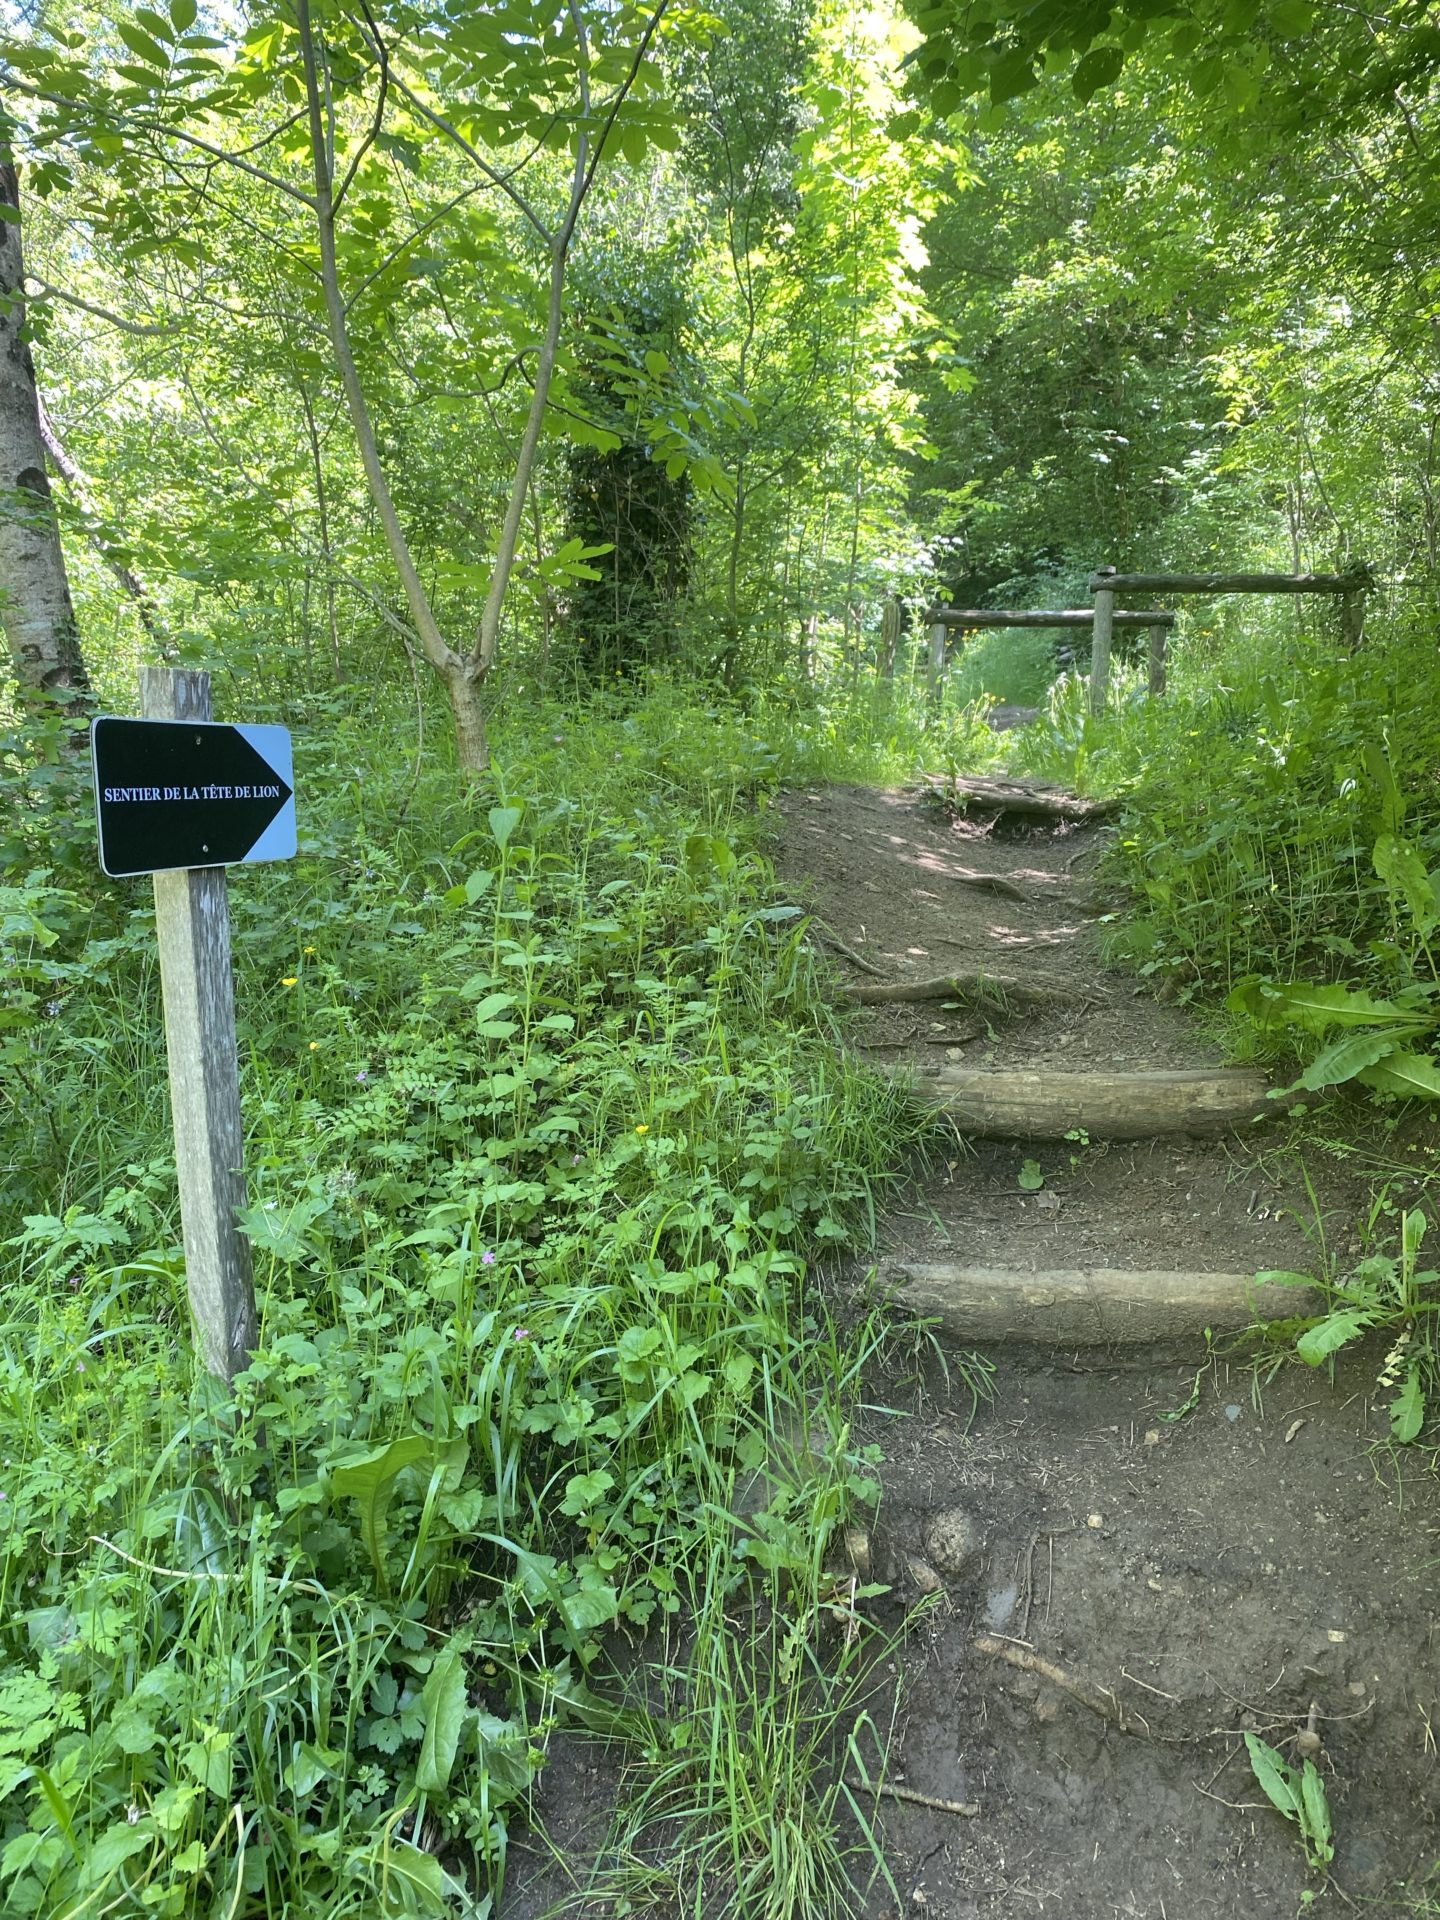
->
924;605;1178;702
1086;566;1373;715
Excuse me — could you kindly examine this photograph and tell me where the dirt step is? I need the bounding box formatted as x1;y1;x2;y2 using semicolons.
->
881;1259;1321;1346
907;1065;1276;1139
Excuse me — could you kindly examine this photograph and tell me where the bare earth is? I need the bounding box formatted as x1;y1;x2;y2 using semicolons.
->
778;781;1440;1919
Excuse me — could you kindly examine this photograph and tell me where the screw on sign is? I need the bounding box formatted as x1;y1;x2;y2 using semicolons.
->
94;670;298;1388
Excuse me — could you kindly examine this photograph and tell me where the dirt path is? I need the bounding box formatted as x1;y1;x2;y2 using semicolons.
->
778;781;1440;1918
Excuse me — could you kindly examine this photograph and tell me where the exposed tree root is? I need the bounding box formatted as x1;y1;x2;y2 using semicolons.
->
972;1633;1150;1735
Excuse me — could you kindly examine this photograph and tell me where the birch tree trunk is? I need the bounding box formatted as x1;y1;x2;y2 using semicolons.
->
0;161;90;709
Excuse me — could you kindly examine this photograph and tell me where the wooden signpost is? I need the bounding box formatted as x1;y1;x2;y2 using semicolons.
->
92;669;297;1385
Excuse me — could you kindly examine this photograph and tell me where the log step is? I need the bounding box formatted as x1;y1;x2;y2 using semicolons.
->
921;774;1115;822
882;1261;1322;1347
908;1066;1275;1139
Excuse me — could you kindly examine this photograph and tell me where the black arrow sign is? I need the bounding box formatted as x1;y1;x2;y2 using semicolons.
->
93;717;296;878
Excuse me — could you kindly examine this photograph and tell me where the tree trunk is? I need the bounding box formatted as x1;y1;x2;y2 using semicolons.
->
444;659;490;778
0;161;90;710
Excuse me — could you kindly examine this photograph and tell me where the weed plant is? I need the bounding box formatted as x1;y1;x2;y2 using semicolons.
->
0;676;952;1917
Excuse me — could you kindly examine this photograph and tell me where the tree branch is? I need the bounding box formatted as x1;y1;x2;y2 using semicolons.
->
25;276;179;337
382;73;552;242
468;0;671;678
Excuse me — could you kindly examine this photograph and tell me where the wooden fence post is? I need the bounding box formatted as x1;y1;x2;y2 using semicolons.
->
928;620;947;700
879;597;901;677
1090;569;1116;715
139;666;258;1386
1340;587;1365;650
1147;621;1167;696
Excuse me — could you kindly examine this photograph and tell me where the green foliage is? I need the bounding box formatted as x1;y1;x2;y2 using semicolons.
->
0;687;931;1916
1244;1732;1335;1873
1263;1206;1440;1444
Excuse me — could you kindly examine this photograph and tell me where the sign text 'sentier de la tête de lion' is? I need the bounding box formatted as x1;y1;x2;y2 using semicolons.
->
92;716;296;878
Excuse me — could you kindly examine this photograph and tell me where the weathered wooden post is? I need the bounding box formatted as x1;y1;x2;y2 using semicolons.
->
879;597;901;678
140;669;257;1384
1090;566;1116;715
928;618;947;701
1147;620;1167;697
93;670;296;1385
1340;585;1365;651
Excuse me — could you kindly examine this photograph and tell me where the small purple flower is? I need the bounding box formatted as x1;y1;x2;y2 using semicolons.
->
356;1070;368;1083
66;1274;81;1291
75;1361;85;1374
481;1249;496;1266
513;1327;530;1342
571;1154;582;1166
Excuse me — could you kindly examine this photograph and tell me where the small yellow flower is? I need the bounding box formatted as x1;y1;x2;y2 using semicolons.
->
281;976;298;987
303;946;317;955
309;1041;319;1051
634;1124;649;1135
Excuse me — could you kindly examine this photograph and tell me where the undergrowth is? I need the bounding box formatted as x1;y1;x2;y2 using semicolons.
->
0;675;968;1918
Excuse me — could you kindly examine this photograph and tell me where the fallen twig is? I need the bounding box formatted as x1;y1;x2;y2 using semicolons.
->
847;1776;979;1818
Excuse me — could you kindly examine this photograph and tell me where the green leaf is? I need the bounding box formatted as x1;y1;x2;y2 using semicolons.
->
1365;741;1405;833
416;1648;468;1793
1071;45;1124;101
488;805;522;851
283;1740;341;1797
180;1729;232;1799
1295;1310;1372;1364
331;1434;431;1591
1245;1733;1300;1820
988;49;1035;103
724;1352;755;1396
1357;1051;1440;1099
560;1579;619;1635
1228;978;1424;1034
560;1468;614;1516
1293;1028;1403;1091
170;0;198;30
1373;833;1440;934
1221;61;1262;111
1018;1158;1044;1191
1298;1760;1334;1864
115;20;170;66
1390;1366;1425;1443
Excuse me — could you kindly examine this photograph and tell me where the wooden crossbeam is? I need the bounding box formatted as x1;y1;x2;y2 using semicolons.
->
926;606;1175;628
1087;569;1372;594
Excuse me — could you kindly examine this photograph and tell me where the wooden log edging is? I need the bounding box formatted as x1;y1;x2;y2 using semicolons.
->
906;1066;1278;1139
881;1260;1323;1345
